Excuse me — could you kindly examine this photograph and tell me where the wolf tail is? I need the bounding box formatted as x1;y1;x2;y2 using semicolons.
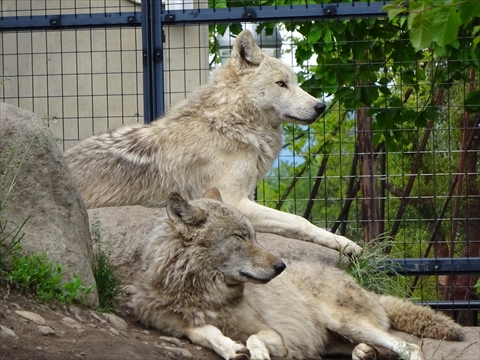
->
379;295;465;341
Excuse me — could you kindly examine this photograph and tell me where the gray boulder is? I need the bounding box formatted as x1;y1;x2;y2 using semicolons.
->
88;205;343;284
0;102;98;305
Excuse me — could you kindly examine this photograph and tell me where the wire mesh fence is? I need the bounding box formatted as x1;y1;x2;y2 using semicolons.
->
1;0;479;324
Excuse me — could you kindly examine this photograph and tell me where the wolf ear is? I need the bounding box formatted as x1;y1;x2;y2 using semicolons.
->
166;192;206;226
230;30;264;69
203;187;223;202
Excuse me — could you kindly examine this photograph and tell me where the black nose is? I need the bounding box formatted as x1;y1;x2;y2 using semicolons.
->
273;261;286;275
314;102;326;115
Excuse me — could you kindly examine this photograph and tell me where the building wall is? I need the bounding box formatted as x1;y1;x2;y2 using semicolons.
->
0;0;209;150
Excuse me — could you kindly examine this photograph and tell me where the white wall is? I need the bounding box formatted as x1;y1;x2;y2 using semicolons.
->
0;0;209;150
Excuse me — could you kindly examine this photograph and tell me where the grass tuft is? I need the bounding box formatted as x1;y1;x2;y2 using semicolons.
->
5;252;94;304
90;214;120;312
340;239;409;298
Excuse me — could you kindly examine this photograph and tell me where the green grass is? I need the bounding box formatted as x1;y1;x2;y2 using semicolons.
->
90;214;120;312
5;252;94;304
340;239;409;298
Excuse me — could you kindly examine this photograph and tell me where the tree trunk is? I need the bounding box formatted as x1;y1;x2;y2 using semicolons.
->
357;107;380;242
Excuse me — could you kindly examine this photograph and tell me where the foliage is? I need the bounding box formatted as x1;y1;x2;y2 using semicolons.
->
341;240;408;297
6;252;94;304
90;214;120;312
383;0;480;52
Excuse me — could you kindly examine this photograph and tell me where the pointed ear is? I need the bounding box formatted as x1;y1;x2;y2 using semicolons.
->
203;187;223;202
230;30;264;69
166;192;206;226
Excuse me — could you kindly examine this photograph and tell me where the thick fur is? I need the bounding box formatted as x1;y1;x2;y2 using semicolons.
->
131;189;465;360
64;30;361;255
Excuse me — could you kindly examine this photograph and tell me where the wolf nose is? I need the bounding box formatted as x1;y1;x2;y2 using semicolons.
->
274;261;286;275
314;102;326;115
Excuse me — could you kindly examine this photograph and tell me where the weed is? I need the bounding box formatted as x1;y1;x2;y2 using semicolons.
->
340;239;408;297
0;141;33;269
91;214;120;311
6;252;93;304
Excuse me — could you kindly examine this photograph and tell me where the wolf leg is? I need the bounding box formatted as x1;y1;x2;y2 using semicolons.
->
233;198;362;255
187;325;250;360
246;329;288;360
352;343;377;360
332;324;424;360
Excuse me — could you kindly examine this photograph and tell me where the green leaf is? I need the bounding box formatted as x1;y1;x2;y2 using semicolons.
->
407;1;433;51
474;35;480;49
458;1;480;25
464;89;480;113
431;6;460;47
474;25;480;36
385;6;408;21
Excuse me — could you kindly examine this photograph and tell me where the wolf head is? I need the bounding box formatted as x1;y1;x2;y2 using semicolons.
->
228;30;326;127
165;188;286;285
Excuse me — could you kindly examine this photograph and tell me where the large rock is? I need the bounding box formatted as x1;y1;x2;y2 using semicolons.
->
88;205;343;284
0;103;98;305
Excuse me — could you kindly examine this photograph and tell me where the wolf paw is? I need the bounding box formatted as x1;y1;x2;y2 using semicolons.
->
333;235;362;256
352;343;377;360
248;346;271;360
406;344;425;360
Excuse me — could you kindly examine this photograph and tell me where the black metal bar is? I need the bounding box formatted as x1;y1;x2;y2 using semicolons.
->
383;258;480;276
0;13;141;30
162;2;387;24
0;2;388;30
142;0;165;124
420;300;480;311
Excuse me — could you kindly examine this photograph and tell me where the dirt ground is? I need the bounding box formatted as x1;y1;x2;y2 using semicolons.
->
0;286;289;360
1;285;479;360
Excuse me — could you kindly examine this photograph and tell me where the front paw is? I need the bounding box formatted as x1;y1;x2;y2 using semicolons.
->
248;346;270;360
335;236;362;255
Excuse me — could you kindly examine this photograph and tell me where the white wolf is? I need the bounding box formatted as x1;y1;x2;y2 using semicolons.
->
131;189;464;360
64;29;361;255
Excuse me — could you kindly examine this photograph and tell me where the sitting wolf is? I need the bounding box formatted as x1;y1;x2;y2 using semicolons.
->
131;188;464;360
64;29;361;256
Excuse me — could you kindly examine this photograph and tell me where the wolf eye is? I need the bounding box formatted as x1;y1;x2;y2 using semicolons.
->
276;81;287;88
233;234;246;241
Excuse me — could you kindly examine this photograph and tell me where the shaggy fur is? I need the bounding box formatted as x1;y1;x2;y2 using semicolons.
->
64;29;361;255
131;189;465;360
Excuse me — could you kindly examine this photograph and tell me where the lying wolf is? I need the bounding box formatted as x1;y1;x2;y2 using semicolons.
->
131;189;464;360
64;29;361;255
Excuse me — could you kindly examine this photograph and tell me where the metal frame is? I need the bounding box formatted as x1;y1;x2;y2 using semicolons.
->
141;0;165;124
0;1;389;122
385;258;480;276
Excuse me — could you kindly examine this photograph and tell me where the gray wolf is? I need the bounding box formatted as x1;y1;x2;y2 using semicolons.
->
64;29;361;255
131;188;464;360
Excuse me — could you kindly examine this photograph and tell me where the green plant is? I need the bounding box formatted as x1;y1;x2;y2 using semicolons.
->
6;252;93;304
340;239;409;298
91;214;120;311
0;142;33;269
0;218;26;270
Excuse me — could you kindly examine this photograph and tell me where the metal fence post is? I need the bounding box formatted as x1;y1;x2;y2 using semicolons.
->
142;0;165;124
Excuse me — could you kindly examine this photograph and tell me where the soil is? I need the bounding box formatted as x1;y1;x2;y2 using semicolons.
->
0;286;287;360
